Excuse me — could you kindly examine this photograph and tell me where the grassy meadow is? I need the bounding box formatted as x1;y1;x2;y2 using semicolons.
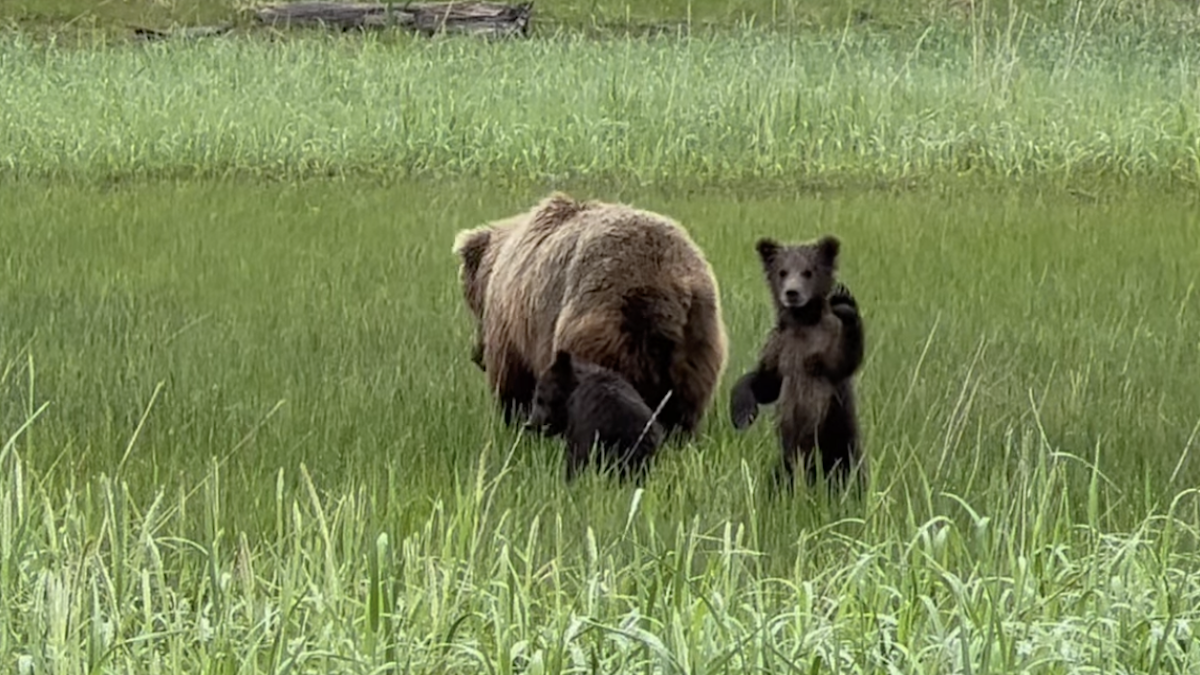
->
8;0;1196;38
4;1;1200;672
3;26;1200;187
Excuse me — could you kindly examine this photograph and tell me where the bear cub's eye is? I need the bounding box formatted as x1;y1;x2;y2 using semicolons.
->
802;270;813;279
778;270;788;279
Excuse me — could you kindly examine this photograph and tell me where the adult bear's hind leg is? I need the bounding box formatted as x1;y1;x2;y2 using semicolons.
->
487;345;537;427
661;289;727;439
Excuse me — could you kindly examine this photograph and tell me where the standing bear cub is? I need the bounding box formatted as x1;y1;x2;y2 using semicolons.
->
730;235;866;490
527;350;665;482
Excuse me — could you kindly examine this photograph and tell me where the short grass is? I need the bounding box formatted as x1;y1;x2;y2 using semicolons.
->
2;178;1199;672
3;24;1200;190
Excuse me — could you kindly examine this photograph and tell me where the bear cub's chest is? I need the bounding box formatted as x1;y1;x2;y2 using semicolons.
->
776;316;837;381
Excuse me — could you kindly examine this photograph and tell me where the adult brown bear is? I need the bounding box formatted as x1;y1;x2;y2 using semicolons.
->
452;192;728;438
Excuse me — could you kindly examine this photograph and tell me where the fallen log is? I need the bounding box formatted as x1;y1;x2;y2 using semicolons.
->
253;1;533;38
131;24;234;41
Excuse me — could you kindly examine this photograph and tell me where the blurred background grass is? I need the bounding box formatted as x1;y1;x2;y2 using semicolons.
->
4;0;1200;39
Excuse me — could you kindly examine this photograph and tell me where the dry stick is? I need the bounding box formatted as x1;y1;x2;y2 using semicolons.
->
638;390;672;449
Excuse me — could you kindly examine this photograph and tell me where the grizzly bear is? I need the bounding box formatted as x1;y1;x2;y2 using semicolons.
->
527;350;665;481
452;192;728;438
729;235;866;490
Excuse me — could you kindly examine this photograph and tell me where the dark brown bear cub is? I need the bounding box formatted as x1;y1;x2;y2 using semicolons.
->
527;350;665;482
730;235;866;490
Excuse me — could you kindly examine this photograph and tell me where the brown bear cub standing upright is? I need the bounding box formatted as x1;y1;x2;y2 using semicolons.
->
730;235;866;490
527;350;665;482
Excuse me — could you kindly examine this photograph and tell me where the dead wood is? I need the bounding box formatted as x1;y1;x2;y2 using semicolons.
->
131;24;234;41
253;1;533;38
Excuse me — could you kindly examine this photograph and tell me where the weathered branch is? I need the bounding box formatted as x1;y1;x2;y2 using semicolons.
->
253;1;533;38
131;24;234;41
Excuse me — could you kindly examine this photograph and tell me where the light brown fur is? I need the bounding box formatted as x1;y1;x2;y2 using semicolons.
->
453;192;728;436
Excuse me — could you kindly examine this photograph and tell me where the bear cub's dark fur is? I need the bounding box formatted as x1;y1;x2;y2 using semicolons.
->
528;350;665;482
730;235;866;490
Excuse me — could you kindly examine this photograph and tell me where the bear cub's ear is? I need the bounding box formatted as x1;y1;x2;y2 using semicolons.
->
550;350;576;381
552;350;574;371
453;228;492;279
755;238;781;265
816;235;840;266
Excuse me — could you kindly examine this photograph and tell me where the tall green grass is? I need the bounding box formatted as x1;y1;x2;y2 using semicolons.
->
2;179;1198;670
2;24;1200;188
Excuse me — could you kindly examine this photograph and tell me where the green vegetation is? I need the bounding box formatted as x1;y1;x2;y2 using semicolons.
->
3;180;1199;671
3;0;1200;670
3;26;1200;189
6;0;1195;38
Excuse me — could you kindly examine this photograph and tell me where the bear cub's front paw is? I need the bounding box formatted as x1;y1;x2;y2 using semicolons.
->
828;281;858;311
730;381;760;430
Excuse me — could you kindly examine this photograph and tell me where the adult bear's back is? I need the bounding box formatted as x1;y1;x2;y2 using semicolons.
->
465;193;728;436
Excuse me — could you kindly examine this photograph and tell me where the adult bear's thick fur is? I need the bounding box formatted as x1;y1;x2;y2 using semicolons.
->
453;192;728;437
